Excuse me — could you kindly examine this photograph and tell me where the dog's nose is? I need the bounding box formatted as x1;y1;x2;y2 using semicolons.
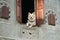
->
31;17;33;19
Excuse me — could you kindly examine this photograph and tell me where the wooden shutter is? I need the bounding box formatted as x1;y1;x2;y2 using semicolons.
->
1;6;9;19
48;14;55;26
16;0;22;23
35;0;44;26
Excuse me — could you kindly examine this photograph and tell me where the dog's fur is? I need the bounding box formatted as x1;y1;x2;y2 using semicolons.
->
26;12;36;28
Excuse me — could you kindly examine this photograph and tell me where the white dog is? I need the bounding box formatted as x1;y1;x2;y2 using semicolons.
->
26;12;36;28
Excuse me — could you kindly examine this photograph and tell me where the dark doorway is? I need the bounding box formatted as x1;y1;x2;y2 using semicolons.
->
21;0;34;24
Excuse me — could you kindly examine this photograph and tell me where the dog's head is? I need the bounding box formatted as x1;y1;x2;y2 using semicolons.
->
28;12;36;21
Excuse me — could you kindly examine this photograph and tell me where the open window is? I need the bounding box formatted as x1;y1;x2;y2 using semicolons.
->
35;0;44;26
22;0;34;24
16;0;34;24
16;0;44;26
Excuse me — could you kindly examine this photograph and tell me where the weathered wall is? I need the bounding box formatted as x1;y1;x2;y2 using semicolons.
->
0;0;60;40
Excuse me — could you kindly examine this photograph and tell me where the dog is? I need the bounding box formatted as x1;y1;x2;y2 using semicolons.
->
26;12;36;28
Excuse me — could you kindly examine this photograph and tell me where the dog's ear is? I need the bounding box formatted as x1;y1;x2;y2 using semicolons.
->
28;12;31;15
32;12;35;15
33;12;35;15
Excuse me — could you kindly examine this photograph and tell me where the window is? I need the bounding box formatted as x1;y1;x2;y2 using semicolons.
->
16;0;44;26
48;14;55;26
0;1;10;19
1;6;10;19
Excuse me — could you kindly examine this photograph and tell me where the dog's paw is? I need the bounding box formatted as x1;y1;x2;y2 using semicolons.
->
29;26;32;28
26;23;28;27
